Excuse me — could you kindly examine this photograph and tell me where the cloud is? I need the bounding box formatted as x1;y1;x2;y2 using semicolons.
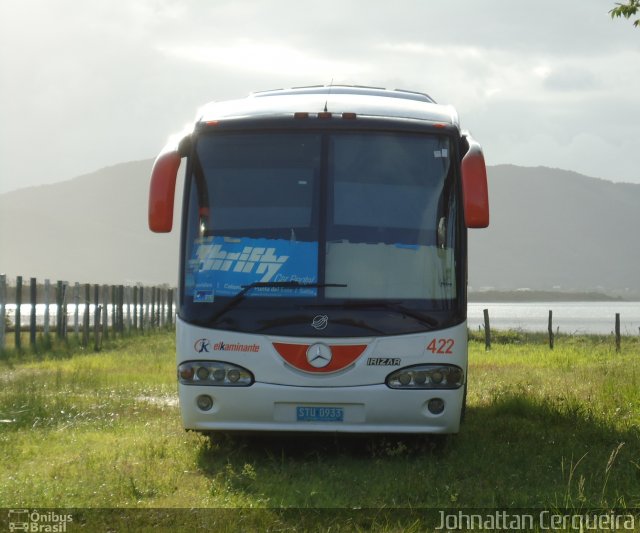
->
376;42;483;59
1;0;639;192
541;66;600;92
157;41;369;79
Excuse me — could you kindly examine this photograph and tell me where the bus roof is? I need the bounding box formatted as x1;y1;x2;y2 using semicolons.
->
196;85;460;128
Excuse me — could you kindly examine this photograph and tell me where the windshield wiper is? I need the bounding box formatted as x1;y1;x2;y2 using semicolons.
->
209;281;347;324
338;300;439;328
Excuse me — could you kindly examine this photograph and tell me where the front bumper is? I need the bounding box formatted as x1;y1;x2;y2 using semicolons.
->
179;382;464;434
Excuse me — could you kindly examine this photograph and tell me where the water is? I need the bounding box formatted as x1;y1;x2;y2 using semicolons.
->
1;304;170;329
468;302;640;336
3;302;640;336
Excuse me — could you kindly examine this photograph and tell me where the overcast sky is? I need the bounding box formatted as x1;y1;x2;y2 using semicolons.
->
1;0;638;193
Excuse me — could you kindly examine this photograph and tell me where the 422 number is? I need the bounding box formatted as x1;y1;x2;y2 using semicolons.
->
426;338;455;355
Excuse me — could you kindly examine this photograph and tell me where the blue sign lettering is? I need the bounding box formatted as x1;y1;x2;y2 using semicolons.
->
190;237;318;299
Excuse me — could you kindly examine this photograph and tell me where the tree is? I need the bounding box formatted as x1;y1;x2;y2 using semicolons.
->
610;0;640;27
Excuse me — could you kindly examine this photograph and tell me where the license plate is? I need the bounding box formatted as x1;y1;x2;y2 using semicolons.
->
296;406;344;422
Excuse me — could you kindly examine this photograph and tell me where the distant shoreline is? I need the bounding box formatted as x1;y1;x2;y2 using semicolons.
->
468;290;627;302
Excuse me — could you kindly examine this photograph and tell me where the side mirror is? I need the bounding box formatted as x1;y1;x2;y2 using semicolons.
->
148;150;182;233
461;137;490;228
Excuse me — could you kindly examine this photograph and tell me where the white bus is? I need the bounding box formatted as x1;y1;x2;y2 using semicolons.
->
149;86;489;435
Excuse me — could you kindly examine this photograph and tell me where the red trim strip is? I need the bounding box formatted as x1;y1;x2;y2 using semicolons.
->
273;343;367;373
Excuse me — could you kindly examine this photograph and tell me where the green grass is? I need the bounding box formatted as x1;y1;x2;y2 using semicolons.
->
1;331;639;531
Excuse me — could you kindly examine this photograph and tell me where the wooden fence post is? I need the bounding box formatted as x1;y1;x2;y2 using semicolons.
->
548;310;554;350
44;279;50;337
15;276;22;351
483;308;491;351
615;313;621;353
60;282;68;340
0;274;6;350
82;284;90;348
93;285;100;351
156;286;160;328
151;286;157;329
138;287;143;332
111;286;116;335
160;288;166;327
56;280;63;338
145;292;151;332
56;280;61;337
117;285;124;334
167;288;173;327
133;286;139;331
30;278;37;347
126;286;131;332
101;285;109;341
73;282;80;337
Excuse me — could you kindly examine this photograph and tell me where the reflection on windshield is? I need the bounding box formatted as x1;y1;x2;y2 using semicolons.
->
326;133;455;300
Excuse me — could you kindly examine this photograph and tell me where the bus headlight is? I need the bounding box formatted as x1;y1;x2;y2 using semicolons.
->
386;365;464;389
178;361;254;386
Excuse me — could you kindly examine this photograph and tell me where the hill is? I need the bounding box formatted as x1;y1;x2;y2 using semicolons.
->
468;165;640;298
0;159;181;285
0;161;639;297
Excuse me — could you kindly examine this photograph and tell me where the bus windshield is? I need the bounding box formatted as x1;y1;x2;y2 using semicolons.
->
181;130;463;337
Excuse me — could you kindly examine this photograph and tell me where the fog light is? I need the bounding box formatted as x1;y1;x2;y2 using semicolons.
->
428;398;445;415
196;394;214;411
227;369;240;383
196;367;209;381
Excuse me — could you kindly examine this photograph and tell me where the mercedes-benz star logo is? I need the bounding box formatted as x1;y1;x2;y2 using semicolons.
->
306;343;333;368
311;315;329;330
